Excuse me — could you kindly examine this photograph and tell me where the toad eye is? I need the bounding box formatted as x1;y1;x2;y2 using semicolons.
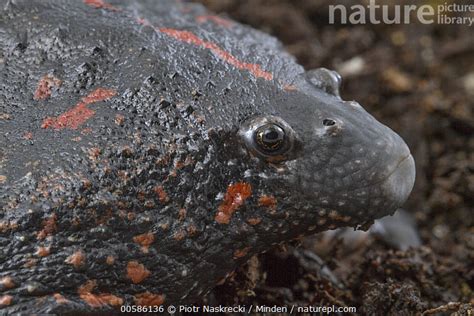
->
239;115;300;162
255;124;285;152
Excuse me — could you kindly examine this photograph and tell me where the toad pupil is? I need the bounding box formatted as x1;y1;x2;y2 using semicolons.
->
256;124;285;151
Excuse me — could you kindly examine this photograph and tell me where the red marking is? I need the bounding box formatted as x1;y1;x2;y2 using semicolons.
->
37;213;57;240
23;132;33;140
233;247;250;259
65;250;86;268
88;147;101;161
0;221;17;233
0;295;13;306
83;0;120;11
186;224;197;236
42;88;116;130
81;88;116;103
134;292;165;306
78;280;123;308
247;217;262;225
81;293;123;308
0;277;15;289
178;208;186;221
133;232;155;253
283;84;298;92
196;15;233;28
173;229;186;241
114;114;125;125
36;246;51;257
154;186;169;203
159;28;273;80
215;182;252;224
127;261;151;284
258;195;277;209
34;75;61;100
106;256;115;265
53;293;69;304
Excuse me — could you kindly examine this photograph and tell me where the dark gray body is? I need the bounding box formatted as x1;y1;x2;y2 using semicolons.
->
0;0;415;313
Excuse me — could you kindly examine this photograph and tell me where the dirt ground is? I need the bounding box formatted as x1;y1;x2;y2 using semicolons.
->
195;0;473;314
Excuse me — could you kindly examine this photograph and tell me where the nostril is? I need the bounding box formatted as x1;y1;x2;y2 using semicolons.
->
323;119;336;127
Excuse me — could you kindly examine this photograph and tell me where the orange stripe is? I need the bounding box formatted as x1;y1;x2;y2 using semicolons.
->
42;88;116;130
159;28;273;81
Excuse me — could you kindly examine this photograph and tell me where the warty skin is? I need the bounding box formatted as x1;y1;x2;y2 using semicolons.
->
0;0;415;313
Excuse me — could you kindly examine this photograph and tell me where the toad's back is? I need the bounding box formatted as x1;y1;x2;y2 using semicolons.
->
0;0;303;184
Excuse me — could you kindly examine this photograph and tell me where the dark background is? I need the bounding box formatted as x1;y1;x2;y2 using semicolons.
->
195;0;473;314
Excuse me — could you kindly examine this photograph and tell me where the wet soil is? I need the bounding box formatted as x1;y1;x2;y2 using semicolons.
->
196;0;473;314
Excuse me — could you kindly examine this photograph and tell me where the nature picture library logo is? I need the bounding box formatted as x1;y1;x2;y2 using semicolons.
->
329;0;474;26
